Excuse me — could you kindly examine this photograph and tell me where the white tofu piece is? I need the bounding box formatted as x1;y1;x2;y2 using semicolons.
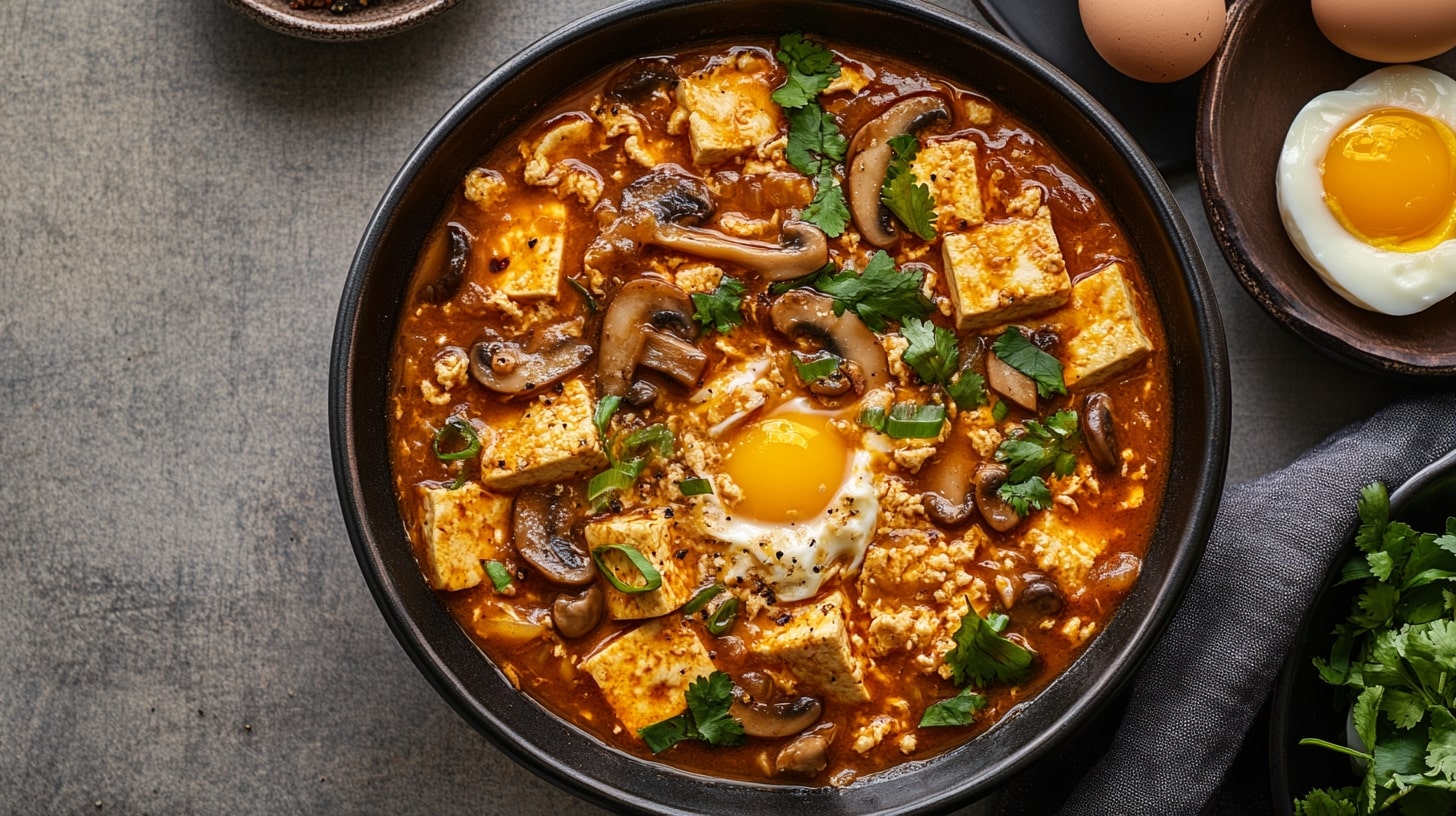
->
1058;262;1155;389
1022;510;1107;585
478;378;608;491
748;591;870;704
418;482;513;591
478;199;567;301
463;168;507;209
911;138;984;232
674;55;780;166
858;529;987;664
519;115;605;207
941;206;1071;330
580;619;717;734
583;509;698;620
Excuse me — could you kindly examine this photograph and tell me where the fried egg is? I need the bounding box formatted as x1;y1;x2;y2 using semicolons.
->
1276;65;1456;315
690;399;879;601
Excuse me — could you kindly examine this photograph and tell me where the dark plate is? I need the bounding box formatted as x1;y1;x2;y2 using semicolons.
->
1198;0;1456;377
329;0;1230;811
971;0;1208;174
1270;446;1456;812
222;0;460;40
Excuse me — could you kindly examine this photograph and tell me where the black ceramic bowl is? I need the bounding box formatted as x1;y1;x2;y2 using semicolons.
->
1271;446;1456;812
329;0;1230;812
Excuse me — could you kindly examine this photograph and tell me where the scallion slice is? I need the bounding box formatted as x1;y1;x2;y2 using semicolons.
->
591;545;664;594
678;477;713;497
682;583;725;614
858;406;887;432
623;423;675;459
484;560;512;591
705;596;739;636
433;416;481;461
792;353;841;384
588;467;636;507
885;402;946;439
991;399;1010;423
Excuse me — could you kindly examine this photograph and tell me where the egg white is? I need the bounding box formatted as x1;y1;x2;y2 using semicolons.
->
690;447;879;602
1276;65;1456;315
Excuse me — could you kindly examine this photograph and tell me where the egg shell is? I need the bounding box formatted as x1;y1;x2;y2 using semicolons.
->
1079;0;1226;83
1312;0;1456;64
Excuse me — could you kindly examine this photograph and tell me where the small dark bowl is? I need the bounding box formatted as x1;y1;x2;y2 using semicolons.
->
330;0;1230;811
1198;0;1456;378
1270;446;1456;812
222;0;460;41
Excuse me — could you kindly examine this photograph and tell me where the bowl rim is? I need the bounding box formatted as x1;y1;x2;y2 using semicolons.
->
329;0;1231;810
1195;0;1456;379
221;0;460;40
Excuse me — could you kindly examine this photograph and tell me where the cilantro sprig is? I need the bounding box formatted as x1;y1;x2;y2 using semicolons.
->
993;328;1067;399
810;250;932;332
1295;484;1456;815
882;133;937;241
774;34;850;237
691;276;747;334
920;604;1032;727
638;670;746;753
993;410;1080;516
900;317;987;410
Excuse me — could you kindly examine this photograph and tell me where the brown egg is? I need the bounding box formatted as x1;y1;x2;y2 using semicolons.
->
1079;0;1226;83
1312;0;1456;63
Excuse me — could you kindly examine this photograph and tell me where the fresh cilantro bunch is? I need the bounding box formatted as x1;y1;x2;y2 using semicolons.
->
993;409;1080;516
919;604;1033;727
638;670;746;753
1294;483;1456;816
810;250;932;332
881;133;937;241
773;34;850;237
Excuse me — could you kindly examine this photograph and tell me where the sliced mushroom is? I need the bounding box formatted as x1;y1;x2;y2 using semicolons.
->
974;462;1022;533
598;278;699;398
730;690;822;738
847;94;952;248
1091;551;1142;594
1019;572;1064;617
639;327;708;389
511;486;595;587
469;329;594;396
775;725;836;776
551;585;604;639
422;222;472;304
986;351;1037;412
923;443;976;527
770;288;889;394
1081;392;1120;471
620;165;715;226
649;219;830;281
606;57;679;103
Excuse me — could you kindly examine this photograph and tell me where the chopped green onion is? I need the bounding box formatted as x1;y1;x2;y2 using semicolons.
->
593;396;622;455
858;406;887;432
588;467;637;507
682;583;725;614
991;400;1010;423
705;597;739;635
622;424;675;459
678;477;714;497
884;402;946;439
792;352;841;384
592;545;664;594
567;278;599;312
433;416;481;461
484;560;512;591
448;470;469;490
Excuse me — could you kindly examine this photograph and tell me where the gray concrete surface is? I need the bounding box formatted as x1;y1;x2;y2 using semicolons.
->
0;0;1394;813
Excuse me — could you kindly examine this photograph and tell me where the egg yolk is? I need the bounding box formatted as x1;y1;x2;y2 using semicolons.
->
1321;107;1456;252
723;412;847;524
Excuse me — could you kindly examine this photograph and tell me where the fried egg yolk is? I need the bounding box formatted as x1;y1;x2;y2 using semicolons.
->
1322;107;1456;251
723;411;847;524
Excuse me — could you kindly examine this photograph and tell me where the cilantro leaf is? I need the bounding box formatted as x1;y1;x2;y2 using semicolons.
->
999;476;1053;516
943;603;1034;688
881;134;937;241
947;370;988;410
900;317;958;386
785;104;847;175
1292;788;1358;816
811;250;931;331
772;33;841;110
993;329;1067;399
637;670;744;753
691;276;747;334
1355;481;1391;555
1428;706;1456;780
801;167;850;237
994;410;1081;484
919;687;987;727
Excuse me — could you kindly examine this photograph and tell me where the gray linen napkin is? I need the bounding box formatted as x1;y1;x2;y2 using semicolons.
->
989;389;1456;815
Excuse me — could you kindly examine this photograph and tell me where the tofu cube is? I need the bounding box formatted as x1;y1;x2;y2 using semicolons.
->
580;619;717;734
480;199;567;300
418;482;513;591
911;138;984;232
583;509;697;620
478;378;608;491
1023;511;1107;585
748;591;870;704
1059;262;1155;388
674;57;780;166
941;206;1071;330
